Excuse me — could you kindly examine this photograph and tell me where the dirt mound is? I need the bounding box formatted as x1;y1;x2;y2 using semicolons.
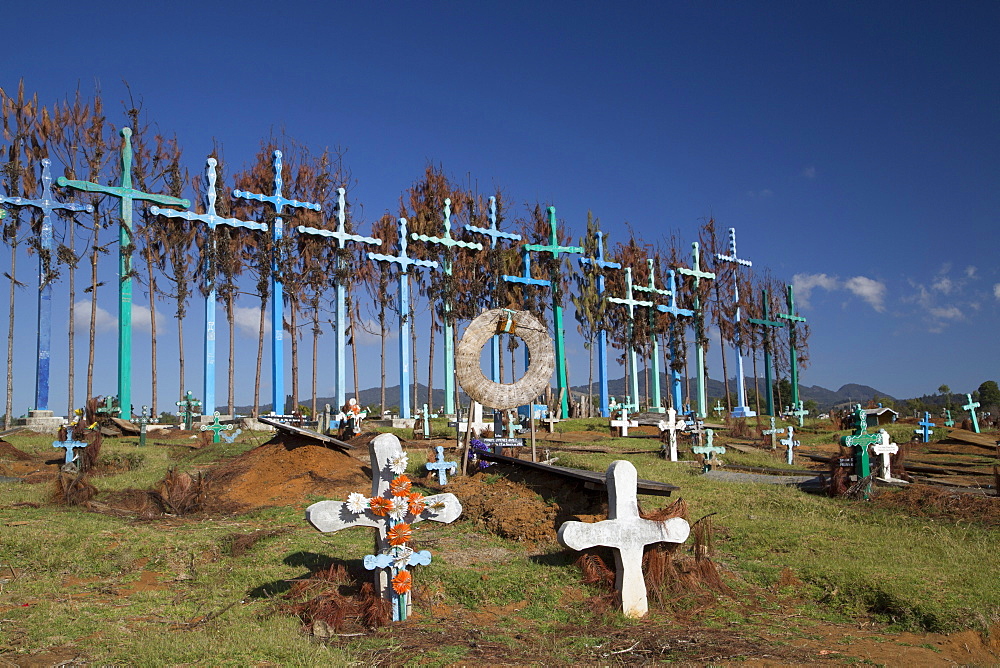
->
443;469;608;542
0;439;34;461
203;433;370;511
870;484;1000;527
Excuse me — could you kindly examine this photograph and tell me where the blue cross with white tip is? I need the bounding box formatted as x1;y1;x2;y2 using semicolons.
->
296;187;382;412
915;412;934;443
609;267;653;413
656;268;695;412
367;219;438;419
578;229;622;417
233;150;321;415
715;227;755;418
425;445;458;485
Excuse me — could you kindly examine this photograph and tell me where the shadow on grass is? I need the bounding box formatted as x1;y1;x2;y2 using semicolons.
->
247;552;370;599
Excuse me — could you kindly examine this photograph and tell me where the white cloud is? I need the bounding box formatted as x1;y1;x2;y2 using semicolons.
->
928;306;963;320
354;317;397;347
231;304;269;338
801;166;817;179
931;276;955;294
73;299;116;333
792;273;839;308
844;276;887;312
965;265;977;279
131;303;169;335
993;283;1000;300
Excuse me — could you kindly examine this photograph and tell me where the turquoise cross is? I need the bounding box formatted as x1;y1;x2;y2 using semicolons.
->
57;128;190;419
762;416;784;450
425;445;457;485
200;411;234;443
463;196;521;249
608;267;654;320
780;425;800;465
792;401;809;428
777;284;807;410
175;391;202;431
692;429;725;472
677;242;715;420
944;408;955;428
748;289;785;416
963;394;981;433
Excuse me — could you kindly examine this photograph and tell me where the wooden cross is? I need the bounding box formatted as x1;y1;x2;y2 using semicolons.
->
792;400;809;427
175;391;202;431
677;242;715;419
53;435;87;466
762;416;785;450
58;128;190;418
135;405;152;447
558;459;691;618
200;412;234;443
657;407;687;461
233;150;322;416
715;227;755;418
780;425;800;465
367;219;438;419
963;394;981;433
306;433;462;620
777;284;807;411
692;428;725;472
872;429;899;480
151;158;267;415
747;289;784;416
425;445;458;485
410;198;483;416
609;267;653;409
915;412;934;443
0;158;93;412
610;406;638;437
578;229;622;417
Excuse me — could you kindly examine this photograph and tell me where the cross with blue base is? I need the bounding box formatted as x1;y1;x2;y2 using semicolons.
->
367;219;438;420
715;227;755;418
410;198;483;416
53;435;88;466
297;187;382;413
677;242;716;420
963;394;981;433
233;150;321;416
913;411;934;443
151;158;267;415
1;159;93;412
58;128;190;418
579;229;622;418
609;267;653;412
426;445;457;485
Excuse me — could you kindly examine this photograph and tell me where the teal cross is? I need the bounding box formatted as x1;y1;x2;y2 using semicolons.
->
677;242;715;420
692;429;725;472
777;285;807;409
963;394;981;433
425;445;457;485
841;409;880;485
852;404;867;436
748;289;784;416
780;425;800;465
53;435;88;466
200;411;234;443
609;267;653;412
762;416;784;450
176;390;202;431
632;259;670;412
135;405;152;447
419;403;439;439
944;409;955;428
792;400;809;428
57;128;190;419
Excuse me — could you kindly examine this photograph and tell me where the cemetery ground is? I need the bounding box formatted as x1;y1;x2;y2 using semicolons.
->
1;417;999;666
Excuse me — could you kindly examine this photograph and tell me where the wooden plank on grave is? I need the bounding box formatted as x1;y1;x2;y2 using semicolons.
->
942;429;998;449
110;417;140;435
257;416;353;450
480;451;679;496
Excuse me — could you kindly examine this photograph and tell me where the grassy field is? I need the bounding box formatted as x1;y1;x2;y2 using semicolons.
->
1;419;998;665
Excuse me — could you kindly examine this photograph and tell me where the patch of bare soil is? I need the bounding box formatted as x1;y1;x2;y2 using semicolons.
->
0;439;61;481
869;484;1000;527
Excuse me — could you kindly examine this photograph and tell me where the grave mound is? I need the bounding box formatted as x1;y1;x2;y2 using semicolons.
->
869;484;1000;528
0;439;35;461
203;432;370;511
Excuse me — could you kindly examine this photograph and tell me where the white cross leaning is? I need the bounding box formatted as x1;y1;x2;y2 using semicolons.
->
558;460;691;618
610;406;638;437
780;425;800;465
306;433;462;605
657;407;688;462
872;428;900;481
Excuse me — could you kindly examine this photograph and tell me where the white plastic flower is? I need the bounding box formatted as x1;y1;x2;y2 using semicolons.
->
388;452;409;475
392;547;414;569
388;497;408;520
345;492;369;514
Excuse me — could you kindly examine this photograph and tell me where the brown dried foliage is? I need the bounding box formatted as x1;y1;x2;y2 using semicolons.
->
52;470;97;506
283;564;391;634
223;529;290;558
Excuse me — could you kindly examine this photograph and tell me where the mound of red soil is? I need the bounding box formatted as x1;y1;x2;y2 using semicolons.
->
0;439;34;461
0;439;61;481
204;434;370;511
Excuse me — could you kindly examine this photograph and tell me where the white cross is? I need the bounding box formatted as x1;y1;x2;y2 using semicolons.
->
657;407;687;461
780;425;800;465
762;417;785;451
306;433;462;610
610;406;638;437
558;460;690;618
872;429;900;481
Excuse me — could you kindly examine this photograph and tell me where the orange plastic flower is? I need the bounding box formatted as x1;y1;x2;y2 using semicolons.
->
369;497;392;516
389;475;412;497
391;569;412;595
407;492;425;516
387;522;413;546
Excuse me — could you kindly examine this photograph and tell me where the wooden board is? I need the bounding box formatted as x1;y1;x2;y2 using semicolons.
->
943;429;999;449
257;416;353;450
479;451;679;497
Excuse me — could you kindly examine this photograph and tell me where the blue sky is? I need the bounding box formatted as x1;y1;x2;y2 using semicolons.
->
0;1;997;414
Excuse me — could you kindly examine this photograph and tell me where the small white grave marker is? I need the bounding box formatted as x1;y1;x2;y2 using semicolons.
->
558;460;690;618
610;406;639;437
657;407;687;462
873;429;903;482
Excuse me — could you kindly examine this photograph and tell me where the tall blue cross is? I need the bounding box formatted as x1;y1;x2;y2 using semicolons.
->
608;267;653;412
57;128;190;418
233;151;321;415
963;394;981;433
151;158;267;415
915;411;934;443
410;198;483;416
715;228;756;418
0;159;93;412
465;196;521;385
578;229;621;417
507;207;583;418
656;269;694;413
296;187;382;411
677;242;715;419
367;218;437;419
633;259;671;413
